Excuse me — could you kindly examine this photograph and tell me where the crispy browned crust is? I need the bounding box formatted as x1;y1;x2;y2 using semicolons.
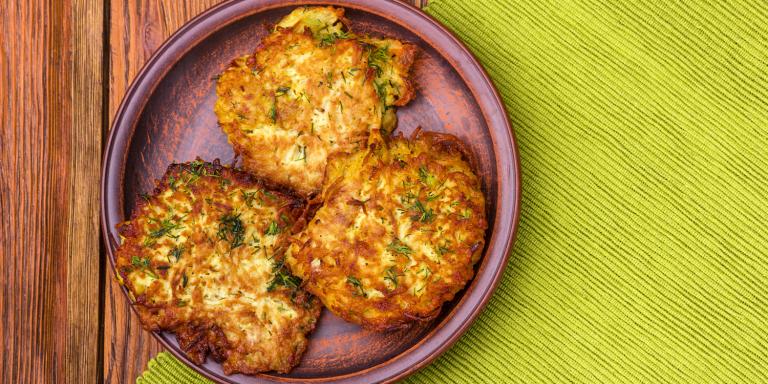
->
214;6;418;196
287;134;487;331
115;159;321;374
390;42;418;107
408;128;481;175
216;30;376;196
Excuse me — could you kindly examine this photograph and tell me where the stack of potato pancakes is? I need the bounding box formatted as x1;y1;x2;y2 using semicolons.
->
114;6;486;375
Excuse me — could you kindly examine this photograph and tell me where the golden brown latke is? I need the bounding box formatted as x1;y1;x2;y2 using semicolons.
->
285;132;487;331
214;6;417;196
114;160;321;374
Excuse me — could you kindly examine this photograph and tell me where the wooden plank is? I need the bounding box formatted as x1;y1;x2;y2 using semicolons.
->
0;2;55;382
66;0;105;382
103;1;427;382
0;0;103;383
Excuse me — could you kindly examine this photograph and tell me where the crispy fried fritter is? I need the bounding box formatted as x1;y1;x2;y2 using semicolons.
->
285;132;487;331
214;6;417;196
114;160;321;374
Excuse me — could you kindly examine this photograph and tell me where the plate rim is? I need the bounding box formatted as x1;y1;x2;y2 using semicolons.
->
100;0;522;383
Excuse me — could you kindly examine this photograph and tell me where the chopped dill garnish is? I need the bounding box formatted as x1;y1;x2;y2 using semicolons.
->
387;238;413;255
150;217;180;235
131;255;150;268
418;166;438;187
180;160;220;186
249;234;261;253
168;245;184;262
187;160;207;177
217;212;245;249
267;270;301;292
264;220;280;236
267;258;302;292
367;45;389;76
384;266;399;288
373;80;387;102
144;216;183;246
318;31;350;47
326;71;333;88
435;242;452;257
346;276;366;297
262;190;277;201
412;199;435;223
131;256;157;278
295;145;307;163
275;86;290;96
405;191;416;200
241;190;258;208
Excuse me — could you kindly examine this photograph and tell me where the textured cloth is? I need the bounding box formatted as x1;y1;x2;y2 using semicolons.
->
137;353;209;384
141;0;768;382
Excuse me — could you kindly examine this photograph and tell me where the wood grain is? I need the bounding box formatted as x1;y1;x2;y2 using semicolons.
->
67;0;105;382
0;0;103;383
0;2;53;382
103;1;427;383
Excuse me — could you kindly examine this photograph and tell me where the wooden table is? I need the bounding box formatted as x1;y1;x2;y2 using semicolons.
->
1;0;427;382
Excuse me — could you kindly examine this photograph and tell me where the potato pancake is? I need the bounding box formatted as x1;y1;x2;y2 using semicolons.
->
114;160;321;374
285;132;487;331
214;6;417;196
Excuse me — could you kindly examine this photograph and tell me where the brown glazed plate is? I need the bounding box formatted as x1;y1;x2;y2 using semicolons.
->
100;0;521;382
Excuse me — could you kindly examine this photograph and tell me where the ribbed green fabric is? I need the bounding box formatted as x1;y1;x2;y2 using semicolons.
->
137;353;210;384
141;1;768;382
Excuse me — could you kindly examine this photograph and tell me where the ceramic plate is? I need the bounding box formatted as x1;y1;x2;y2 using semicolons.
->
101;1;520;382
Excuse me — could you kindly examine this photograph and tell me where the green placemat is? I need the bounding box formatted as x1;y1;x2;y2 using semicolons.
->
140;0;768;382
137;353;209;384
